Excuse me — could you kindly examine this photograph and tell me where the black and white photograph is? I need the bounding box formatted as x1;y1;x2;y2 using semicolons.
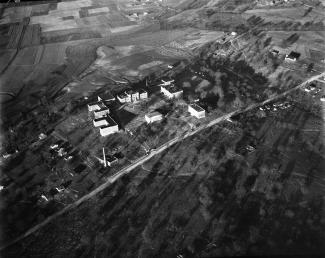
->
0;0;324;257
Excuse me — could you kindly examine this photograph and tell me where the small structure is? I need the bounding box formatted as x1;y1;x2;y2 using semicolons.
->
285;51;301;61
320;95;325;102
145;111;163;124
159;79;175;86
139;88;148;99
99;116;119;136
188;104;206;119
97;148;119;167
39;133;47;140
161;84;183;99
117;91;131;103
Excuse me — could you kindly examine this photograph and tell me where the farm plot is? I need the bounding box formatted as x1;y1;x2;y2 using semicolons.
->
6;22;24;49
0;49;16;73
0;65;34;94
0;6;32;25
12;46;40;66
39;43;68;65
0;24;11;48
41;27;103;44
20;24;41;47
30;3;50;17
244;7;325;24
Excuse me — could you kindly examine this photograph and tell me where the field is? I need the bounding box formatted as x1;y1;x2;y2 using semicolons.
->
244;7;325;25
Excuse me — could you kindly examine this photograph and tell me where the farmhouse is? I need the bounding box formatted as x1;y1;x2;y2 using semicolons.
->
285;51;301;61
188;104;206;119
145;111;163;124
98;116;119;136
161;84;183;99
97;148;119;167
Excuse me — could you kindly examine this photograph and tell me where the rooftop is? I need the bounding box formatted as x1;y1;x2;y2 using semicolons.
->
139;88;147;94
105;154;118;163
146;111;162;118
98;92;115;101
287;51;301;59
162;84;183;93
99;115;118;128
189;103;205;112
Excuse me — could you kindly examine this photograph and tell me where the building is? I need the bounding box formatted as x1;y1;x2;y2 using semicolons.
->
93;117;109;127
161;84;183;99
145;111;163;124
139;88;148;99
126;89;140;102
88;101;101;112
94;106;110;119
97;148;119;167
188;104;206;119
117;91;131;103
285;51;301;61
99;116;119;136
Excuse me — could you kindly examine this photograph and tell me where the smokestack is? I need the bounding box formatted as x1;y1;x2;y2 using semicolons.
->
103;147;107;168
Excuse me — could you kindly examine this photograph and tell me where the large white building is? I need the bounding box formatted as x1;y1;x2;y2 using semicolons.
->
145;111;163;124
188;104;206;119
161;84;183;99
98;116;119;136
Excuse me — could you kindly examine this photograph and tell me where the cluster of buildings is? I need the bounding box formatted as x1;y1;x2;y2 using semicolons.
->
88;93;119;137
117;89;148;103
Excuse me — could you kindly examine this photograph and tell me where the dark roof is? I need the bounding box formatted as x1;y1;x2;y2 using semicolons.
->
99;115;117;128
287;51;300;59
163;84;183;93
189;103;205;112
105;154;118;163
139;88;147;94
99;92;115;101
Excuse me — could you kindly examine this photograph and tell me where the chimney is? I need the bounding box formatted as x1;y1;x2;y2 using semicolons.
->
103;147;107;167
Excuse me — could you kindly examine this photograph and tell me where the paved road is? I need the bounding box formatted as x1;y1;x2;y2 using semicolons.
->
1;70;324;251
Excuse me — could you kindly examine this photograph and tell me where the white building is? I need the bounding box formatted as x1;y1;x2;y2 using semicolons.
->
139;89;148;99
117;92;131;103
127;90;140;102
145;111;163;124
188;104;206;119
88;102;101;112
161;84;183;99
99;116;119;136
94;107;110;119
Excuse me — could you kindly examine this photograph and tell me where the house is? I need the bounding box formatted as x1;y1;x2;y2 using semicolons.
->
161;84;183;99
285;51;301;61
145;111;163;124
99;116;119;136
139;88;148;99
117;91;131;103
188;104;206;119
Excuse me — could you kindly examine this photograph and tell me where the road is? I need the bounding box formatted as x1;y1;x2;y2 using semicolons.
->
1;70;324;251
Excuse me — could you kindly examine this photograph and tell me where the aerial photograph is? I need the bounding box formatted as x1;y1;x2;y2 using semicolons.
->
0;0;324;257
